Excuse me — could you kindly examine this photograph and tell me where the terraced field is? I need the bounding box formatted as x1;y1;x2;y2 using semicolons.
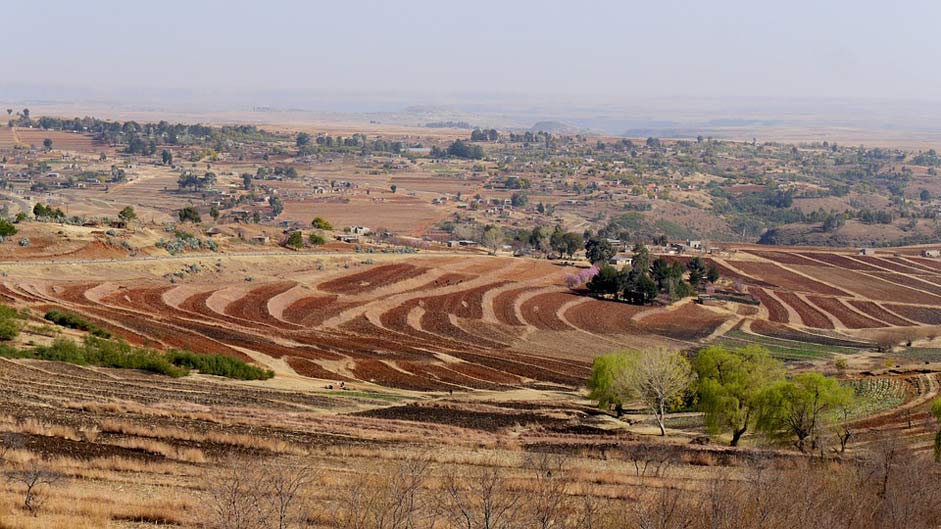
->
2;256;740;391
722;248;941;350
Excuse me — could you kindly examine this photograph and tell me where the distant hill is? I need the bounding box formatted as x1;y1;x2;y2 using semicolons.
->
530;121;579;134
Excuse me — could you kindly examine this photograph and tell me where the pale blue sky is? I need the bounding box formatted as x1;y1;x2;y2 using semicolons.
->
4;0;941;102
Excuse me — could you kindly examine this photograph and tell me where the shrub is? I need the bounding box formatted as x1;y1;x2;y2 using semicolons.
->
0;318;18;340
44;310;112;338
308;232;326;245
0;219;16;237
166;351;274;380
310;216;333;230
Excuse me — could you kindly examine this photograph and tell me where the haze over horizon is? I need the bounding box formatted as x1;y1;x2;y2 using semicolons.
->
3;0;941;109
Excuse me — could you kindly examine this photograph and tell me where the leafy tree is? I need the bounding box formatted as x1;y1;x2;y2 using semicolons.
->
755;372;853;452
390;184;397;194
623;272;658;305
687;257;707;288
285;231;304;249
161;149;173;165
585;237;615;265
0;219;17;237
42;138;53;151
310;217;333;230
242;174;252;190
586;264;624;298
117;206;136;222
296;132;312;148
706;265;720;284
445;140;484;160
693;345;784;446
269;196;284;217
308;232;326;245
587;353;634;416
177;207;201;223
510;192;528;207
209;206;220;221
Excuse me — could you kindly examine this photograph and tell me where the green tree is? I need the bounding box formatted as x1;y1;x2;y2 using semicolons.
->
755;372;853;452
209;206;220;221
117;206;136;222
308;232;326;245
296;132;312;148
693;345;784;446
161;149;173;165
706;265;720;284
584;237;615;265
0;219;17;237
42;138;53;151
310;217;333;230
587;264;624;298
177;207;202;224
587;353;634;417
687;257;707;288
285;231;304;249
390;184;397;194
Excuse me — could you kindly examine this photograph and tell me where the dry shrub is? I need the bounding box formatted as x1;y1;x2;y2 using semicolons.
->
107;437;207;463
99;418;304;454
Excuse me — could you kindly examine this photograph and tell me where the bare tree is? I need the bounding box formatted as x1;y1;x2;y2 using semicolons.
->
438;462;524;529
616;350;691;436
525;454;570;529
7;460;63;514
333;456;433;529
263;459;319;529
202;460;267;529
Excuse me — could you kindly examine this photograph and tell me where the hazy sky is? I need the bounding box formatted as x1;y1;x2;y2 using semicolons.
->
4;0;941;104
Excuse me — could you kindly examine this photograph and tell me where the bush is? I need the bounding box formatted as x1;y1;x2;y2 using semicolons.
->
308;232;326;245
310;217;333;230
44;310;112;338
0;318;18;340
166;351;274;380
0;219;16;237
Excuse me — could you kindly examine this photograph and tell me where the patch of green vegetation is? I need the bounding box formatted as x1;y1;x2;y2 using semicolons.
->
44;310;112;338
0;336;273;380
841;378;906;418
714;331;859;361
166;351;273;380
900;348;941;363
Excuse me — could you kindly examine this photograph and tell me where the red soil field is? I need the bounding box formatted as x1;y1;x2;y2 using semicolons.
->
744;250;823;266
796;252;884;271
866;272;941;297
492;287;529;326
563;298;648;334
223;282;300;328
806;296;883;329
282;295;360;326
665;256;774;288
907;257;941;272
519;292;577;331
799;267;941;305
727;261;849;296
636;304;729;341
774;291;834;329
847;300;915;327
349;359;456;391
748;288;790;323
882;304;941;325
853;256;930;274
318;264;428;295
285;358;351;381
